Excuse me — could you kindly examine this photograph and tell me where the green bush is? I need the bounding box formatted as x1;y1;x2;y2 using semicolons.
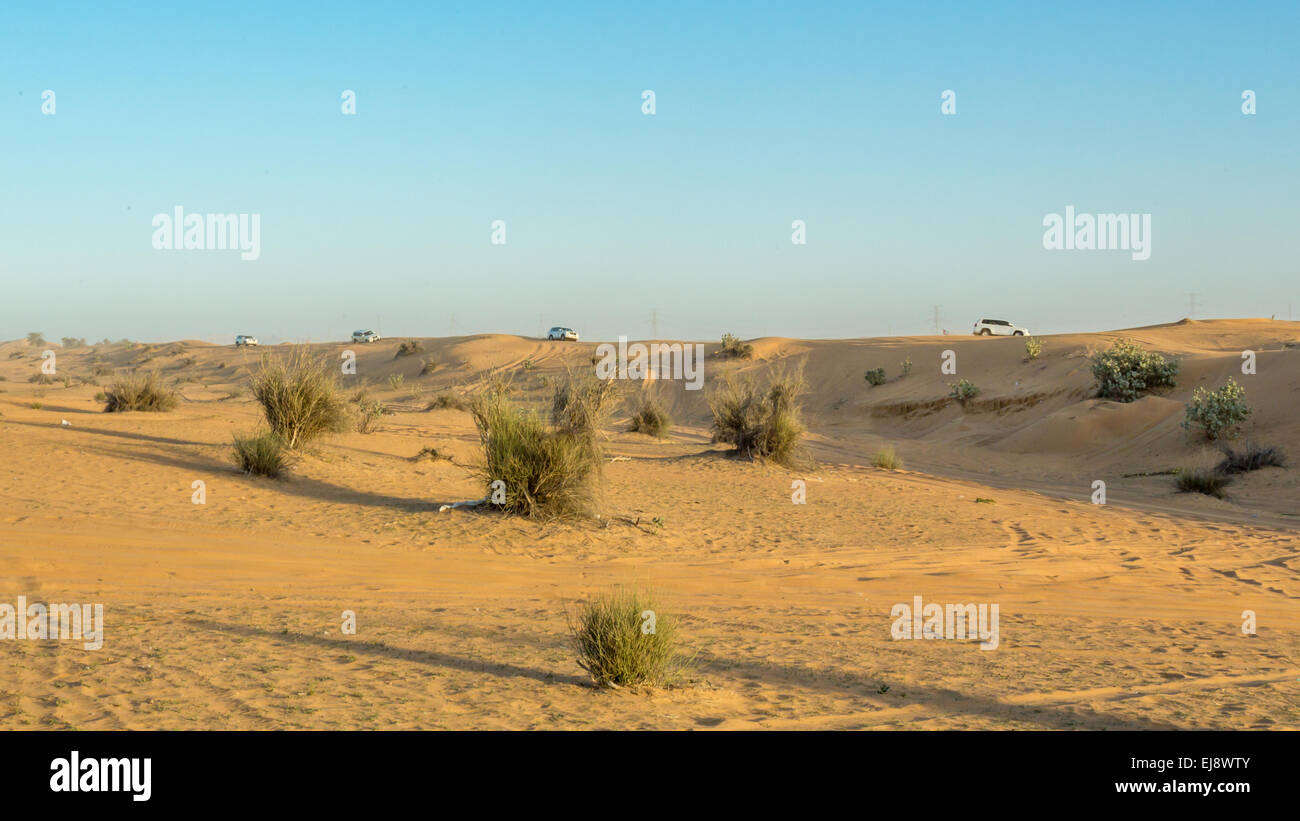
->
899;358;913;378
720;333;754;359
570;587;684;687
949;378;979;403
1024;337;1043;361
233;431;289;478
1183;378;1250;441
103;371;179;412
864;367;887;387
1091;339;1178;402
627;397;672;437
355;397;385;433
708;365;806;466
387;373;404;390
250;350;348;448
873;445;903;470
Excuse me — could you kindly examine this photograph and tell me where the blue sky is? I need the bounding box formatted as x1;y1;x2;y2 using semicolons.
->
3;1;1297;343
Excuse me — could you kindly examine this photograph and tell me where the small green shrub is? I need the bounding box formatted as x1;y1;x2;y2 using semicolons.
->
720;333;754;359
1091;339;1178;402
232;431;289;478
627;397;672;437
569;587;684;688
26;332;46;346
250;350;348;448
61;337;86;348
708;365;806;466
864;368;887;387
1024;337;1043;361
387;373;404;390
872;445;903;470
103;371;179;412
355;398;385;433
1183;378;1250;441
949;378;979;403
899;358;913;378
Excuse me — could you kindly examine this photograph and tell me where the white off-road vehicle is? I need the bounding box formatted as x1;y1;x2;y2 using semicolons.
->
973;319;1030;337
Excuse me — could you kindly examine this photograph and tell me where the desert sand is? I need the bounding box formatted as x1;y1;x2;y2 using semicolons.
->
1;318;1297;730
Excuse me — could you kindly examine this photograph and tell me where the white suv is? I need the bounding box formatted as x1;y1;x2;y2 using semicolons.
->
973;319;1030;337
235;335;259;347
352;330;380;343
547;326;579;341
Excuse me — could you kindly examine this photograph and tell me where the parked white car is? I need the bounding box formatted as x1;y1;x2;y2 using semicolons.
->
973;319;1030;337
352;330;380;343
235;335;259;347
547;326;579;341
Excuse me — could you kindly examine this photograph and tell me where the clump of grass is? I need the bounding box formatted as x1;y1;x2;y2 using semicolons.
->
864;367;886;387
551;368;620;446
103;371;179;412
1174;466;1232;498
27;373;54;385
899;358;913;378
26;332;47;346
355;397;385;433
92;364;113;376
1216;442;1285;474
720;333;754;359
569;587;684;688
232;431;289;478
949;378;979;404
521;358;536;371
61;337;86;348
873;445;903;470
1024;337;1043;361
249;350;348;448
1091;339;1178;402
1183;378;1251;441
627;397;672;438
395;339;424;358
419;358;441;375
387;373;404;390
469;374;613;518
425;392;467;411
93;391;107;402
708;364;806;466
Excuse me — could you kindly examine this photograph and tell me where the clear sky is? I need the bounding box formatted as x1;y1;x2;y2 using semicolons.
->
3;1;1297;344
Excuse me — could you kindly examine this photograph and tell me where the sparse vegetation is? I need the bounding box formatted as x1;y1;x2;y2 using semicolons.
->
569;587;683;688
355;397;385;433
873;445;903;470
899;358;913;378
419;358;441;375
864;367;887;387
387;373;404;390
1216;442;1284;474
1024;337;1043;361
249;350;348;448
103;371;179;412
426;392;467;412
1091;339;1178;402
627;397;672;438
1183;378;1251;441
949;378;979;404
708;365;806;466
26;332;47;347
61;337;86;348
413;446;448;462
395;339;424;358
232;431;289;478
720;333;754;359
1174;466;1232;499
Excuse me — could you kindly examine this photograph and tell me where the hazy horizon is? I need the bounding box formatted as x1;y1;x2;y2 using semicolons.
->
4;1;1297;343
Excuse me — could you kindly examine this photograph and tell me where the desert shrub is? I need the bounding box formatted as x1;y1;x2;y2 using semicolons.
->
720;333;754;359
26;332;46;346
521;358;536;371
425;392;467;411
1216;442;1285;474
899;358;913;378
61;337;86;348
551;369;620;447
355;398;385;433
27;373;54;384
1091;339;1178;402
93;391;107;402
864;367;887;387
1183;378;1250;441
419;358;441;375
413;446;447;462
395;339;424;358
873;445;903;470
1173;466;1232;498
103;371;178;412
387;373;404;390
1024;337;1043;361
93;364;113;376
232;431;289;478
627;397;672;437
708;365;806;466
949;378;979;403
569;587;683;688
249;350;348;448
470;384;604;518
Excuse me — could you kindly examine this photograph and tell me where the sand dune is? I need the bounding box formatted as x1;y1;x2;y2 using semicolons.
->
1;319;1297;729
